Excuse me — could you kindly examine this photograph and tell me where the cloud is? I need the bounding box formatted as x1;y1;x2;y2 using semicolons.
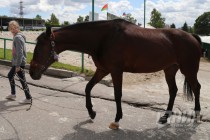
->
103;0;133;17
8;0;42;17
1;0;210;27
71;0;91;3
0;1;10;7
24;0;39;5
64;0;87;9
70;0;107;5
46;0;64;5
133;0;210;27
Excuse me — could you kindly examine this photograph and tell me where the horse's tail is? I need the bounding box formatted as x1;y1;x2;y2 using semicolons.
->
183;78;194;101
192;33;204;57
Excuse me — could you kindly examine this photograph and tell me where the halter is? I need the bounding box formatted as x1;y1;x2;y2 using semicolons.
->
30;30;59;73
50;32;59;61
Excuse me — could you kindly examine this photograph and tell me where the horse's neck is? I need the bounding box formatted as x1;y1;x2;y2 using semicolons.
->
56;28;105;56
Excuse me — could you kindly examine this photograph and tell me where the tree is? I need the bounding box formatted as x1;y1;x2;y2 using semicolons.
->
77;16;84;23
122;13;137;24
194;12;210;35
170;23;176;28
149;8;165;28
61;21;70;26
84;15;89;22
34;14;42;20
182;22;189;32
0;15;8;17
46;13;60;26
189;26;194;33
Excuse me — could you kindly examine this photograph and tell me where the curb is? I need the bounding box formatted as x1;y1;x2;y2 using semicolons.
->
0;59;113;87
0;60;79;78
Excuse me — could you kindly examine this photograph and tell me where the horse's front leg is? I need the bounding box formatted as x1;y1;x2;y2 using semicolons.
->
85;80;96;119
109;71;123;129
85;69;108;119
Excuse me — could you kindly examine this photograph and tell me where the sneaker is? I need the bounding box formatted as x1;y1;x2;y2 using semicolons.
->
19;99;32;104
6;94;16;100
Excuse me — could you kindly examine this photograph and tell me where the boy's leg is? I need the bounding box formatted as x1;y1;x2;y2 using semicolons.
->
17;66;31;99
7;66;16;95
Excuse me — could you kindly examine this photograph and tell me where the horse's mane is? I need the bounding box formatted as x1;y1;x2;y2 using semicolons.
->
37;19;135;40
55;19;133;32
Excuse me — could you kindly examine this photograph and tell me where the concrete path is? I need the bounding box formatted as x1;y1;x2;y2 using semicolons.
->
0;62;210;139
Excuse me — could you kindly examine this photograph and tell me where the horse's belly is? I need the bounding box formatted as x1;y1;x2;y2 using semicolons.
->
124;58;176;73
124;66;164;73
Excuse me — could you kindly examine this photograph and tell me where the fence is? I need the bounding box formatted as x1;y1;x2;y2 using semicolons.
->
202;42;210;59
0;37;85;72
202;42;210;50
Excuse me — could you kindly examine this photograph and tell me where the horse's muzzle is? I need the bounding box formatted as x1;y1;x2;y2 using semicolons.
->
29;70;42;80
29;61;43;80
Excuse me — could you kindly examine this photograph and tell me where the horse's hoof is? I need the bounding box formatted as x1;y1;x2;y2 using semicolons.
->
89;111;96;119
158;117;167;124
109;122;119;130
195;115;202;123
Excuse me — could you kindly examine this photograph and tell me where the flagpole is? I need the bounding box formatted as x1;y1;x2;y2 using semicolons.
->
83;0;95;73
144;0;146;28
92;0;94;21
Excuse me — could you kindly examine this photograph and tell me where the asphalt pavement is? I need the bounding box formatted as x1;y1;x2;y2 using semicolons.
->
0;62;210;140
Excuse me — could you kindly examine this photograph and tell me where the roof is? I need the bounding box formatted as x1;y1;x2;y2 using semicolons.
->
0;16;45;21
140;24;156;29
200;36;210;44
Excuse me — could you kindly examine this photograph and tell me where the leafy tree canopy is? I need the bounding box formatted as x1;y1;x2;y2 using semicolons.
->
46;13;60;26
34;14;42;20
84;15;89;22
77;16;84;23
149;8;165;28
61;21;70;26
194;11;210;35
170;23;176;28
182;22;189;32
122;13;137;24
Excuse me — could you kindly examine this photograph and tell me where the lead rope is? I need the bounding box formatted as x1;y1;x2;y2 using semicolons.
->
5;33;58;111
19;32;58;111
9;68;32;111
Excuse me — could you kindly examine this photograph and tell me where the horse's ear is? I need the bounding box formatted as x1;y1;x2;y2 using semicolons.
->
46;26;51;38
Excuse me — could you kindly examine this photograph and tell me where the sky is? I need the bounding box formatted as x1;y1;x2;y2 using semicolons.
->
0;0;210;28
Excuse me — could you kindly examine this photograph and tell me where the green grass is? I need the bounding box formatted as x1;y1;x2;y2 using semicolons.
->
0;48;95;76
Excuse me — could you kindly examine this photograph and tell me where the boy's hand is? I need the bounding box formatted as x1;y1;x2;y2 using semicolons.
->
16;67;21;72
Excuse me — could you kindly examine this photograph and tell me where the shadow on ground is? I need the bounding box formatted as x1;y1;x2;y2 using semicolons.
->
62;119;200;140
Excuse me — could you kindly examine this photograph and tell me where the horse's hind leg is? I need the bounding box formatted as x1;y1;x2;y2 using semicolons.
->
85;69;108;119
109;71;123;129
185;74;201;121
159;64;179;124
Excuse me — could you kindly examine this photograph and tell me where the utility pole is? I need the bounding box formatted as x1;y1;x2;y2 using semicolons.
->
19;0;24;18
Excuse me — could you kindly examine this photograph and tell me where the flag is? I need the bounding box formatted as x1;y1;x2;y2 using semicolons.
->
123;12;126;16
101;4;108;11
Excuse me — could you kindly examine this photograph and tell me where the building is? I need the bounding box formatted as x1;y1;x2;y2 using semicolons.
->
0;16;45;30
140;24;155;29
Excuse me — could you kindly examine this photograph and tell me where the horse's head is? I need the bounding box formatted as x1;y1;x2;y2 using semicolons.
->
30;27;58;80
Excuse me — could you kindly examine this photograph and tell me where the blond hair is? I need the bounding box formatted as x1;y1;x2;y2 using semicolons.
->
8;20;20;31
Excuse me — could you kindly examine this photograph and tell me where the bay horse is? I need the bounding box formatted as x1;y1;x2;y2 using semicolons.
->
29;19;202;129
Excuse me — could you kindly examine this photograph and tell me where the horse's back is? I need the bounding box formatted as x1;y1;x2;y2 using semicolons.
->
97;20;202;73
